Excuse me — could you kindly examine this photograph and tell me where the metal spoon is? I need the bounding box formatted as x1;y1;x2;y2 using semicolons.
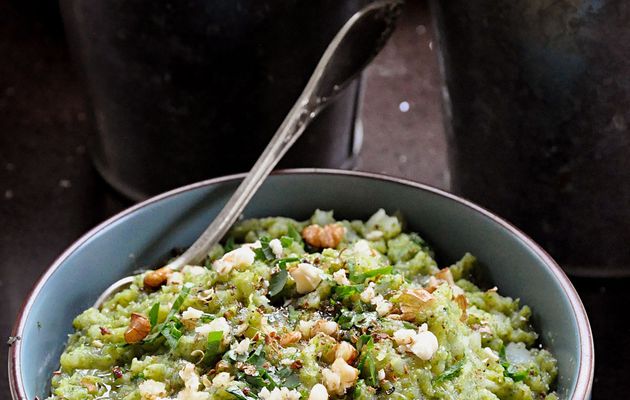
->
94;0;403;308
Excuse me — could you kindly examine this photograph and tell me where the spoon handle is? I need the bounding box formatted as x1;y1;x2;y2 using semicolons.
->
165;0;400;269
166;93;320;270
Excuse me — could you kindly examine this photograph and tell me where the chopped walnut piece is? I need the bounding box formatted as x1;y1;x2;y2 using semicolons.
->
124;313;151;343
143;266;173;289
334;341;358;364
279;331;302;346
399;288;435;321
434;267;455;285
301;224;345;248
455;294;468;322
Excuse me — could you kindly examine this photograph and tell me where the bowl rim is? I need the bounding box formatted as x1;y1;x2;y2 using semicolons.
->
8;168;594;400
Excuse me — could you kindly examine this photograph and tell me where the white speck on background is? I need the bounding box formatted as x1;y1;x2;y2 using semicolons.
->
59;179;72;188
399;101;410;112
416;25;426;35
398;154;408;163
429;41;433;51
5;189;14;199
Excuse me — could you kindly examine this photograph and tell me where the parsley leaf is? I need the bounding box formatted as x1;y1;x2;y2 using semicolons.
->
287;225;303;246
434;359;465;383
280;236;293;247
357;335;377;386
148;302;160;328
143;285;191;345
268;268;288;297
333;284;364;300
226;386;258;400
254;237;275;261
499;346;528;382
205;331;223;360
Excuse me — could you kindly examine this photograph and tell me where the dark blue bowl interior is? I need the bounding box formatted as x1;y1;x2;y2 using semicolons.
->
13;171;591;399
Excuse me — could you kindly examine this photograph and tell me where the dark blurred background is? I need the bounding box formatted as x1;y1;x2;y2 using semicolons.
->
0;0;627;398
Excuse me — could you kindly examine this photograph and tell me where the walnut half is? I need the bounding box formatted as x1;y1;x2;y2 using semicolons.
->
124;313;151;343
301;224;345;248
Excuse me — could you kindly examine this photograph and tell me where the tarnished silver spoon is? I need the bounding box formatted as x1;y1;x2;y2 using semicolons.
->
94;0;403;308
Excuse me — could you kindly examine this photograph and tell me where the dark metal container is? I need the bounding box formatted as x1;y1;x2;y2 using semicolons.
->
432;0;630;276
60;0;370;200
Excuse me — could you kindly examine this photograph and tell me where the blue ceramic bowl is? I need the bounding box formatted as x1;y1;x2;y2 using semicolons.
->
9;169;594;399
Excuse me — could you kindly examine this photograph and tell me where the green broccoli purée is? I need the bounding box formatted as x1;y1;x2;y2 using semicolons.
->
48;209;557;400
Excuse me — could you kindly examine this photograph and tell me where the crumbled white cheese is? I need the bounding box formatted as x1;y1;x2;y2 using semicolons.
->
377;369;386;381
212;247;256;275
322;358;359;396
392;328;416;345
211;372;233;388
371;295;393;316
138;379;167;399
360;282;376;303
353;240;373;257
312;320;339;337
181;307;204;321
393;324;438;360
269;238;284;258
308;383;329;400
167;271;184;285
298;320;316;338
259;386;301;400
177;362;210;400
410;330;439;360
195;317;230;342
365;230;384;240
289;263;322;294
483;347;499;361
182;265;207;276
232;337;251;355
332;269;350;286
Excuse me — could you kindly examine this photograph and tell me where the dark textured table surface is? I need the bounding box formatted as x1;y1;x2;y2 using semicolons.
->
0;1;627;399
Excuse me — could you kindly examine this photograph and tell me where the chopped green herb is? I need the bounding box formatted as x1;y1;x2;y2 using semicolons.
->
287;224;303;245
333;284;364;300
200;313;215;323
276;257;300;268
268;268;288;297
226;386;258;400
280;236;293;247
350;266;393;283
254;237;275;261
205;331;223;360
434;359;465;383
357;335;377;386
148;302;160;328
499;346;528;382
161;320;183;349
143;285;191;344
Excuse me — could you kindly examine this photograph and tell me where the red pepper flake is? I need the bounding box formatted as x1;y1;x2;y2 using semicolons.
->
52;370;62;376
100;327;111;335
112;366;123;379
243;387;251;395
290;360;303;369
